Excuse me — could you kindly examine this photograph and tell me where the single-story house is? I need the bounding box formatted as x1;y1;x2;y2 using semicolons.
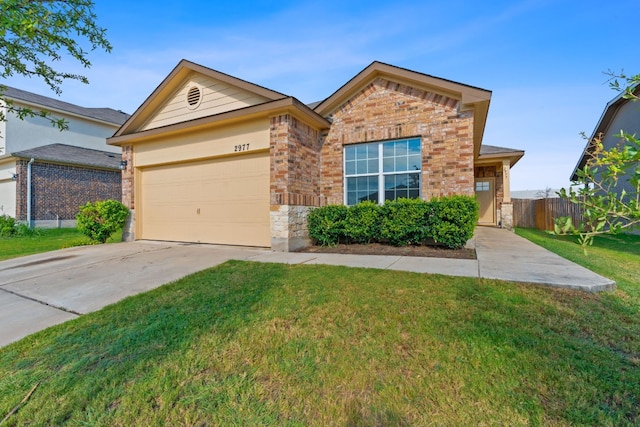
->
107;60;524;250
0;86;129;226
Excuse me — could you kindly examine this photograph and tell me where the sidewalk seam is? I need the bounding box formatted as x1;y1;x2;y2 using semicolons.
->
0;287;81;316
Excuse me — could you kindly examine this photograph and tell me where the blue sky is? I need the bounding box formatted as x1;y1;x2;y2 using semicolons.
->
4;0;639;190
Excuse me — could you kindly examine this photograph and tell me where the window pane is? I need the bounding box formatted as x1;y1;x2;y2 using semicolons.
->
347;191;357;205
345;146;356;161
368;159;379;173
383;142;395;158
383;157;394;173
368;144;378;158
347;178;356;191
356;145;367;158
408;139;421;155
356;160;368;174
345;160;356;175
385;174;396;189
395;140;408;157
409;154;421;171
346;176;379;205
407;173;420;190
395;156;407;172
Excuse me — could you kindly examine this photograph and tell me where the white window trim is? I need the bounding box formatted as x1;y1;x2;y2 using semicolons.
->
343;139;422;205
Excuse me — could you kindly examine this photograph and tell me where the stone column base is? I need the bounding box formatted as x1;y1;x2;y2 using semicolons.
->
500;203;513;230
270;205;313;252
122;209;135;242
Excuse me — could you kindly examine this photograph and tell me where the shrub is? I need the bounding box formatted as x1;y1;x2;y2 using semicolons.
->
379;198;430;246
344;201;381;243
76;200;129;243
307;204;348;246
428;195;479;249
0;214;16;237
307;195;479;249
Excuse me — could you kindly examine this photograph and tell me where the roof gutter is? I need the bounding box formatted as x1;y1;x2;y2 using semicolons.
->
27;158;34;228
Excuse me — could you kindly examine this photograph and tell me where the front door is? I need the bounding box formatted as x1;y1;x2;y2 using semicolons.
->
476;178;496;225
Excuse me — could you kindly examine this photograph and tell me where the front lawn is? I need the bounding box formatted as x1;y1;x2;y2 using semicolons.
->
1;259;639;425
0;228;123;261
515;228;640;300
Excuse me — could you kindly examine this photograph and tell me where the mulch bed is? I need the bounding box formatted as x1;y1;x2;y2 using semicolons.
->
299;242;476;260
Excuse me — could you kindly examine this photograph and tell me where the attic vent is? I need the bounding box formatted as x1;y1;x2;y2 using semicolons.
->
186;86;202;109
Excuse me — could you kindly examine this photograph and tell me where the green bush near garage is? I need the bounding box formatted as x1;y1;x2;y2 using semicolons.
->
307;195;478;249
76;199;130;244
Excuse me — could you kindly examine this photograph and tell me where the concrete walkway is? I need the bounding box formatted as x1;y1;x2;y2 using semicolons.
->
0;227;614;347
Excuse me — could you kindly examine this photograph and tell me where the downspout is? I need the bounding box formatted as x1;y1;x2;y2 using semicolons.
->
27;158;34;228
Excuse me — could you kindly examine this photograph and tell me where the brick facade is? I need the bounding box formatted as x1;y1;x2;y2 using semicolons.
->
269;114;325;250
320;78;475;205
113;61;518;249
121;145;135;209
15;159;121;222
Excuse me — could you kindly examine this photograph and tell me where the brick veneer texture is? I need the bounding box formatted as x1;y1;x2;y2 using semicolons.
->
15;160;121;221
269;114;324;207
320;77;475;204
121;145;134;209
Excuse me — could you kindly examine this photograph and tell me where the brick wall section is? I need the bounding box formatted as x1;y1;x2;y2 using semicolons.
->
121;145;134;209
269;114;324;207
15;160;121;221
320;77;475;204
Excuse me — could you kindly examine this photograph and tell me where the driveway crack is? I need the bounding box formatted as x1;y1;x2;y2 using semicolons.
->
0;287;81;316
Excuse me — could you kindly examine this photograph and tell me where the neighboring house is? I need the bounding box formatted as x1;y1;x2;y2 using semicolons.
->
107;60;524;250
571;85;640;197
0;86;129;226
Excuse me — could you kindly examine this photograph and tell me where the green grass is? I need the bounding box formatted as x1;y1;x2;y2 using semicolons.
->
515;228;640;300
0;228;123;261
1;258;639;426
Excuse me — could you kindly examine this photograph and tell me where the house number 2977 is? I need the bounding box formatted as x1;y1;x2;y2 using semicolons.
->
234;143;250;152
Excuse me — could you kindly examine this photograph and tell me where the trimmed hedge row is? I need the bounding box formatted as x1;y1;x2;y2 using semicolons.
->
307;196;478;249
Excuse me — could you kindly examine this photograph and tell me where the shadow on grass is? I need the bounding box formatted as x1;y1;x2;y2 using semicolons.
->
0;260;287;425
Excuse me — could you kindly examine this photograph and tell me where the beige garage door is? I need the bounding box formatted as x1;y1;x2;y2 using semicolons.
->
139;152;270;247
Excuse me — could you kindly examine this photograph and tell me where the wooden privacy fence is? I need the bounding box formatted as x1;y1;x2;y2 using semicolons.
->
512;198;584;231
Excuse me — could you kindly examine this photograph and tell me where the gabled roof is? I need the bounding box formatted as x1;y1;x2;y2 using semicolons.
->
113;59;290;138
0;86;129;126
11;143;121;170
313;61;492;157
108;96;330;146
478;144;525;166
571;85;640;181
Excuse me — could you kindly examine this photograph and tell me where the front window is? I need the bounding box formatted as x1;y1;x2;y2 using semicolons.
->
344;138;421;205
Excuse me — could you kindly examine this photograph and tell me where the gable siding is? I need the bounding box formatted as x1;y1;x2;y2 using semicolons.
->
598;100;640;198
141;75;271;131
320;77;475;204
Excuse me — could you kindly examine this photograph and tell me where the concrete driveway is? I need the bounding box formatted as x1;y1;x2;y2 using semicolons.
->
0;241;267;347
0;228;615;347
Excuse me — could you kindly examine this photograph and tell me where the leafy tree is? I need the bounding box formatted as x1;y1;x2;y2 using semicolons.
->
0;0;111;134
558;72;640;250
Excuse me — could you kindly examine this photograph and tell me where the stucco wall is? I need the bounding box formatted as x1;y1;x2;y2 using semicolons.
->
5;103;120;154
0;160;17;217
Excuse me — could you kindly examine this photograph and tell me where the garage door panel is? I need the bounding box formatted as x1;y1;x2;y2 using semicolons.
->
140;152;270;247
